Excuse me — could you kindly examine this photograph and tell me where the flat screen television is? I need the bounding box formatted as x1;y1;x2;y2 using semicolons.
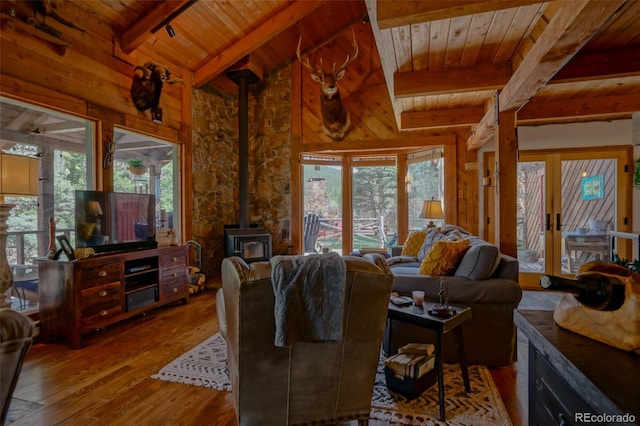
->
75;190;157;253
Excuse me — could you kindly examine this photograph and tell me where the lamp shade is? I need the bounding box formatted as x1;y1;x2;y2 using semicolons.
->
419;198;444;220
0;152;39;197
88;201;103;216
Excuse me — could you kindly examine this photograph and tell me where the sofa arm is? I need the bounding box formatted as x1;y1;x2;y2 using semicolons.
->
391;274;522;305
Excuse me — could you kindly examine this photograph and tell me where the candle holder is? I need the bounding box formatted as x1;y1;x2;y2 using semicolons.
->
431;277;454;317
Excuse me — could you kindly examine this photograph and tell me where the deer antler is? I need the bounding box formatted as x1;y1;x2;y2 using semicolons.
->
336;28;359;74
296;36;323;74
297;28;358;76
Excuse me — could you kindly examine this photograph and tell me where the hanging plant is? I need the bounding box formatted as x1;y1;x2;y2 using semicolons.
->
127;159;147;175
634;159;640;189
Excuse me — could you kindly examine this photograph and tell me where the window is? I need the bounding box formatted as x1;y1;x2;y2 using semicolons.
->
407;149;444;229
302;155;342;254
112;128;180;239
1;97;93;312
351;156;397;250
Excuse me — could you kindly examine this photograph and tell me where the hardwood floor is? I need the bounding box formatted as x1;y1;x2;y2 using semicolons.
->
8;284;532;426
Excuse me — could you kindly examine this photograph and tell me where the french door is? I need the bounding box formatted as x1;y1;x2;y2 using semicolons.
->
486;147;631;289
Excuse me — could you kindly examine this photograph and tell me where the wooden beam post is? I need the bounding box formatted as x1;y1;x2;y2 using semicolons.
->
494;111;518;258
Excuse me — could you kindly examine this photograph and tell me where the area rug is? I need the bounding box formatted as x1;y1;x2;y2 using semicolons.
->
152;333;511;425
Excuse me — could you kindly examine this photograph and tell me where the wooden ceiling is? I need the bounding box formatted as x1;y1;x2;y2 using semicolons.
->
3;0;640;150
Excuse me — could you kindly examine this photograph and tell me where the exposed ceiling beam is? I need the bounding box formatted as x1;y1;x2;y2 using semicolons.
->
551;46;640;84
394;64;512;98
301;134;456;153
393;46;640;99
401;107;485;130
517;93;640;124
467;0;626;150
194;0;322;88
120;0;193;54
376;0;546;29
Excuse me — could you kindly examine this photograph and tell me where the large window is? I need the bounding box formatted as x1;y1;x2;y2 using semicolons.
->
407;149;444;230
1;97;93;311
113;128;180;240
300;148;446;255
302;155;342;254
351;156;397;250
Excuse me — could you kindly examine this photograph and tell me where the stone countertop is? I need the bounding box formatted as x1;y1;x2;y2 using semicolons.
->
515;310;640;421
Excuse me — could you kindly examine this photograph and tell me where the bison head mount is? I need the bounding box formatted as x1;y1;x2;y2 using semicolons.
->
130;62;183;123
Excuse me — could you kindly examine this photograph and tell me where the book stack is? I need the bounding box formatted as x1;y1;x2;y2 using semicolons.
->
385;343;436;379
384;343;437;399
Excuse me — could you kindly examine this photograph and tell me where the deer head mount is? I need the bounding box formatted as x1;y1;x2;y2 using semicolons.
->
297;30;358;141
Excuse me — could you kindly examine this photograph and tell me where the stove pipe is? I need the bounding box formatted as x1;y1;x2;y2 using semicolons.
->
226;68;261;228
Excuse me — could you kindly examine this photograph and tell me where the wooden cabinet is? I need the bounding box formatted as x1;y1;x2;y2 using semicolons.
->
515;310;639;426
37;246;189;348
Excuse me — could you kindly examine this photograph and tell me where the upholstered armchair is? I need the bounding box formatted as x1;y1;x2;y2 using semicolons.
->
1;310;35;423
216;254;394;426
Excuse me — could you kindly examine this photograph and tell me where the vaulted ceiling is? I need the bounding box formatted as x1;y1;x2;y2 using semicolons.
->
3;0;640;150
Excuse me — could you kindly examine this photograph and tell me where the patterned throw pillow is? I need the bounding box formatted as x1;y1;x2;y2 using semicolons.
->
417;227;465;261
418;239;471;276
400;230;428;257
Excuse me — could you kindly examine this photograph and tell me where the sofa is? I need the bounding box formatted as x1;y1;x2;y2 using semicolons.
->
216;254;394;425
384;225;522;367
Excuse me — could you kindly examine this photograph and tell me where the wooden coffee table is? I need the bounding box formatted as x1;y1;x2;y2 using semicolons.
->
386;301;472;421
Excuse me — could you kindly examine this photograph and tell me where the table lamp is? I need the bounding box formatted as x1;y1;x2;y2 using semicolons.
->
419;197;444;229
88;200;103;233
0;152;40;310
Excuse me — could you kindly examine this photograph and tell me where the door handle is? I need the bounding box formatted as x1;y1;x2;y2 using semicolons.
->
556;213;562;231
546;213;551;231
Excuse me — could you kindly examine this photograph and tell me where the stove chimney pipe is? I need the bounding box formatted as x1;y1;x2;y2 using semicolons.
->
226;60;262;229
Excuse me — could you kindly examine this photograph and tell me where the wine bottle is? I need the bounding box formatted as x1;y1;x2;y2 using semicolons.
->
539;271;625;311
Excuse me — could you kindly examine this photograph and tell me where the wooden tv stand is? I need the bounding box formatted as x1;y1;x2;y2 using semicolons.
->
37;245;189;349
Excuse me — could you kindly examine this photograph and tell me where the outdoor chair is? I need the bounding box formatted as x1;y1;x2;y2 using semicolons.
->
303;213;321;253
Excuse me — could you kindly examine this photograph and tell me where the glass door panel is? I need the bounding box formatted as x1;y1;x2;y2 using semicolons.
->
517;161;546;274
560;158;616;274
302;162;342;254
487;148;628;289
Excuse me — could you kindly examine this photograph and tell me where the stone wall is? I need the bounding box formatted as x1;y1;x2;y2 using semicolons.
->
191;66;292;279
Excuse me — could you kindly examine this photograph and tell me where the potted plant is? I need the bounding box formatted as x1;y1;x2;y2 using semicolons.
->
127;159;147;175
634;159;640;189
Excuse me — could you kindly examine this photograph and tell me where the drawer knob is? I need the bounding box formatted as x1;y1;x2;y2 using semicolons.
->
172;272;178;278
99;310;108;317
98;290;107;297
172;287;178;293
98;271;107;277
171;256;177;262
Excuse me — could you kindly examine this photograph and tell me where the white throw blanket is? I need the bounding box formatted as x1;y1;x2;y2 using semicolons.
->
271;253;346;347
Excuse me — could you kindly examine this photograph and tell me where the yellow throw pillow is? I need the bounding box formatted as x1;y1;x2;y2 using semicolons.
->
401;230;428;257
419;239;471;276
77;222;96;241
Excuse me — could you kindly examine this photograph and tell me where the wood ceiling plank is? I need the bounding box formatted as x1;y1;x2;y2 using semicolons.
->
194;0;322;87
394;63;512;97
411;22;430;70
444;15;473;68
459;12;495;67
428;19;450;70
467;0;626;150
376;0;546;29
401;106;485;130
120;0;192;54
476;8;517;64
392;26;413;72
